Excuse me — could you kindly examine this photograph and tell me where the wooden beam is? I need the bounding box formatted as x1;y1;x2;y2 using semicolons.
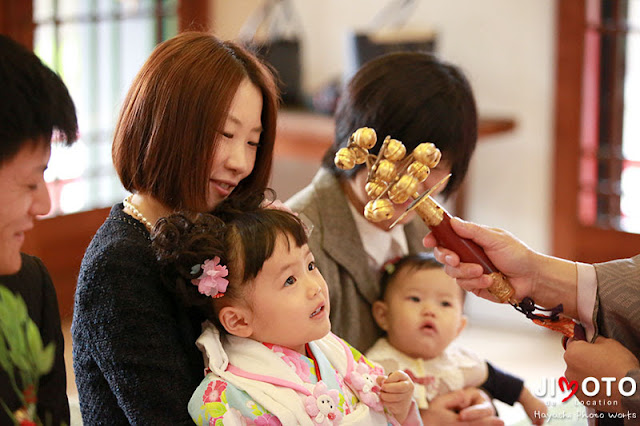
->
274;110;516;162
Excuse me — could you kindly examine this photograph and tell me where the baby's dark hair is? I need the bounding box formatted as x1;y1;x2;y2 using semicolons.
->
379;252;466;302
151;190;308;327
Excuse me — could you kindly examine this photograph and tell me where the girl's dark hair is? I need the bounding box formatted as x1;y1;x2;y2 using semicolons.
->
379;252;464;301
151;191;308;327
322;51;477;199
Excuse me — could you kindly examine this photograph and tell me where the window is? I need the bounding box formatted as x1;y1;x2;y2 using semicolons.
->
579;0;640;231
34;0;179;216
0;0;209;216
553;0;640;262
0;0;208;317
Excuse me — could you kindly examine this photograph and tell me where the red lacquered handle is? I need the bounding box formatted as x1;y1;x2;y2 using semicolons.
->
414;196;515;303
430;212;499;274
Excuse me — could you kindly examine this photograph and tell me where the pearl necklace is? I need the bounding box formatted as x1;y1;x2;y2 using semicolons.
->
123;195;153;231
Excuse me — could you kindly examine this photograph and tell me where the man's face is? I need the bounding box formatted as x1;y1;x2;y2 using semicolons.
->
0;142;52;274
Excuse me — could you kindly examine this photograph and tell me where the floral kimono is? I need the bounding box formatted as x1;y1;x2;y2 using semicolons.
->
189;323;421;425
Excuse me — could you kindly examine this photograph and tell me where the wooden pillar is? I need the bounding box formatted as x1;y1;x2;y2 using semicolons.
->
178;0;210;32
0;0;34;48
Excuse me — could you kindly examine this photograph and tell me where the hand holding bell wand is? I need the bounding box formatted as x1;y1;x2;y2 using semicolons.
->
335;127;582;339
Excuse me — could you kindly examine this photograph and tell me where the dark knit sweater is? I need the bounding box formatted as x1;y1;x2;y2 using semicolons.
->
0;254;69;426
72;204;205;425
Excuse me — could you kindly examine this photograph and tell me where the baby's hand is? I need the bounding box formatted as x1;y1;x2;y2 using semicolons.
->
377;370;415;424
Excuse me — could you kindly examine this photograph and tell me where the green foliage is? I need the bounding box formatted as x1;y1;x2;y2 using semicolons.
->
0;285;57;425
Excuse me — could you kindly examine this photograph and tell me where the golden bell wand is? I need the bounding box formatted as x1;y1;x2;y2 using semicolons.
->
335;127;515;303
335;127;583;339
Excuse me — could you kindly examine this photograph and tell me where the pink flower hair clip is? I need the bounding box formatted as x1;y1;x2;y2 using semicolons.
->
190;256;229;298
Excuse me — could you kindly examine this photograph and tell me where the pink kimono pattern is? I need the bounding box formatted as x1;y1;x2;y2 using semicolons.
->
188;330;407;425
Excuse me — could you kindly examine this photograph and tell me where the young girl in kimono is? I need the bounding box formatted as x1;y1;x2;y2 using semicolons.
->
366;253;547;425
151;193;420;425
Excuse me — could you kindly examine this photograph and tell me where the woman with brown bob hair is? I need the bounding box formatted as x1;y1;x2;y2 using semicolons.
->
72;32;279;424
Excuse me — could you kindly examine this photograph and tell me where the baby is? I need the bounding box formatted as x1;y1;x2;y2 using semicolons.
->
151;192;420;425
366;252;547;425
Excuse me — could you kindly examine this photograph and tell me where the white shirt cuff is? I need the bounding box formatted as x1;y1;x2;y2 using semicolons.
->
576;262;597;341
